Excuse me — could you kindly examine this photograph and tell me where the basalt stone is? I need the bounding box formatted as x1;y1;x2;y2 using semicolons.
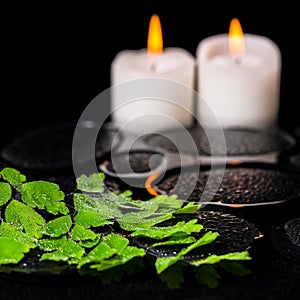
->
156;167;300;206
1;122;118;173
284;217;300;247
197;127;296;156
142;127;295;157
142;132;206;156
132;210;261;261
1;123;75;171
271;219;300;262
104;151;162;174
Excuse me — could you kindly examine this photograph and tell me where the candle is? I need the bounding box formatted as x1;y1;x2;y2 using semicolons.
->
196;18;281;129
111;14;195;134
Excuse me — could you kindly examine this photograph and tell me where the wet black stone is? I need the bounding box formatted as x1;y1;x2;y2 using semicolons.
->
284;217;300;247
142;127;295;157
142;134;178;153
0;122;118;173
105;152;163;174
156;167;300;206
132;210;261;260
1;123;75;171
271;221;300;262
141;127;206;156
197;127;296;156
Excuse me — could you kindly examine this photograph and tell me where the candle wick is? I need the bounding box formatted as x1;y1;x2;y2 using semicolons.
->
150;62;157;72
234;56;242;65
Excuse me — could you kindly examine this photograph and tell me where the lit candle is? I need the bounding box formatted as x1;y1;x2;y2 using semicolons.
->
111;14;195;134
196;18;281;129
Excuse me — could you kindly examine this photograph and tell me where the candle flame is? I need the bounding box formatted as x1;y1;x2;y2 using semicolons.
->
147;14;163;55
145;173;160;197
229;18;245;57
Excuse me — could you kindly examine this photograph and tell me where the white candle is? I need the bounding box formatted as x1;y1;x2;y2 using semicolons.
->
196;18;281;129
111;14;195;134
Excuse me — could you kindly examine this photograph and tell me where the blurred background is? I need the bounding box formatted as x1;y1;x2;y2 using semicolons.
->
2;1;298;145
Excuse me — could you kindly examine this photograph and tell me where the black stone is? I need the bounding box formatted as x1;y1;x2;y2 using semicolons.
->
132;210;261;260
200;127;296;156
104;151;162;174
284;217;300;247
142;126;295;157
1;123;75;171
0;122;118;174
156;166;300;206
271;220;300;262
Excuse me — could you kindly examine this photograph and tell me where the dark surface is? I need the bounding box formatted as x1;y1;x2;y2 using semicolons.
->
133;210;261;259
1;122;75;172
1;125;300;300
284;217;300;247
1;1;300;299
0;122;119;178
156;165;300;205
143;127;296;156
